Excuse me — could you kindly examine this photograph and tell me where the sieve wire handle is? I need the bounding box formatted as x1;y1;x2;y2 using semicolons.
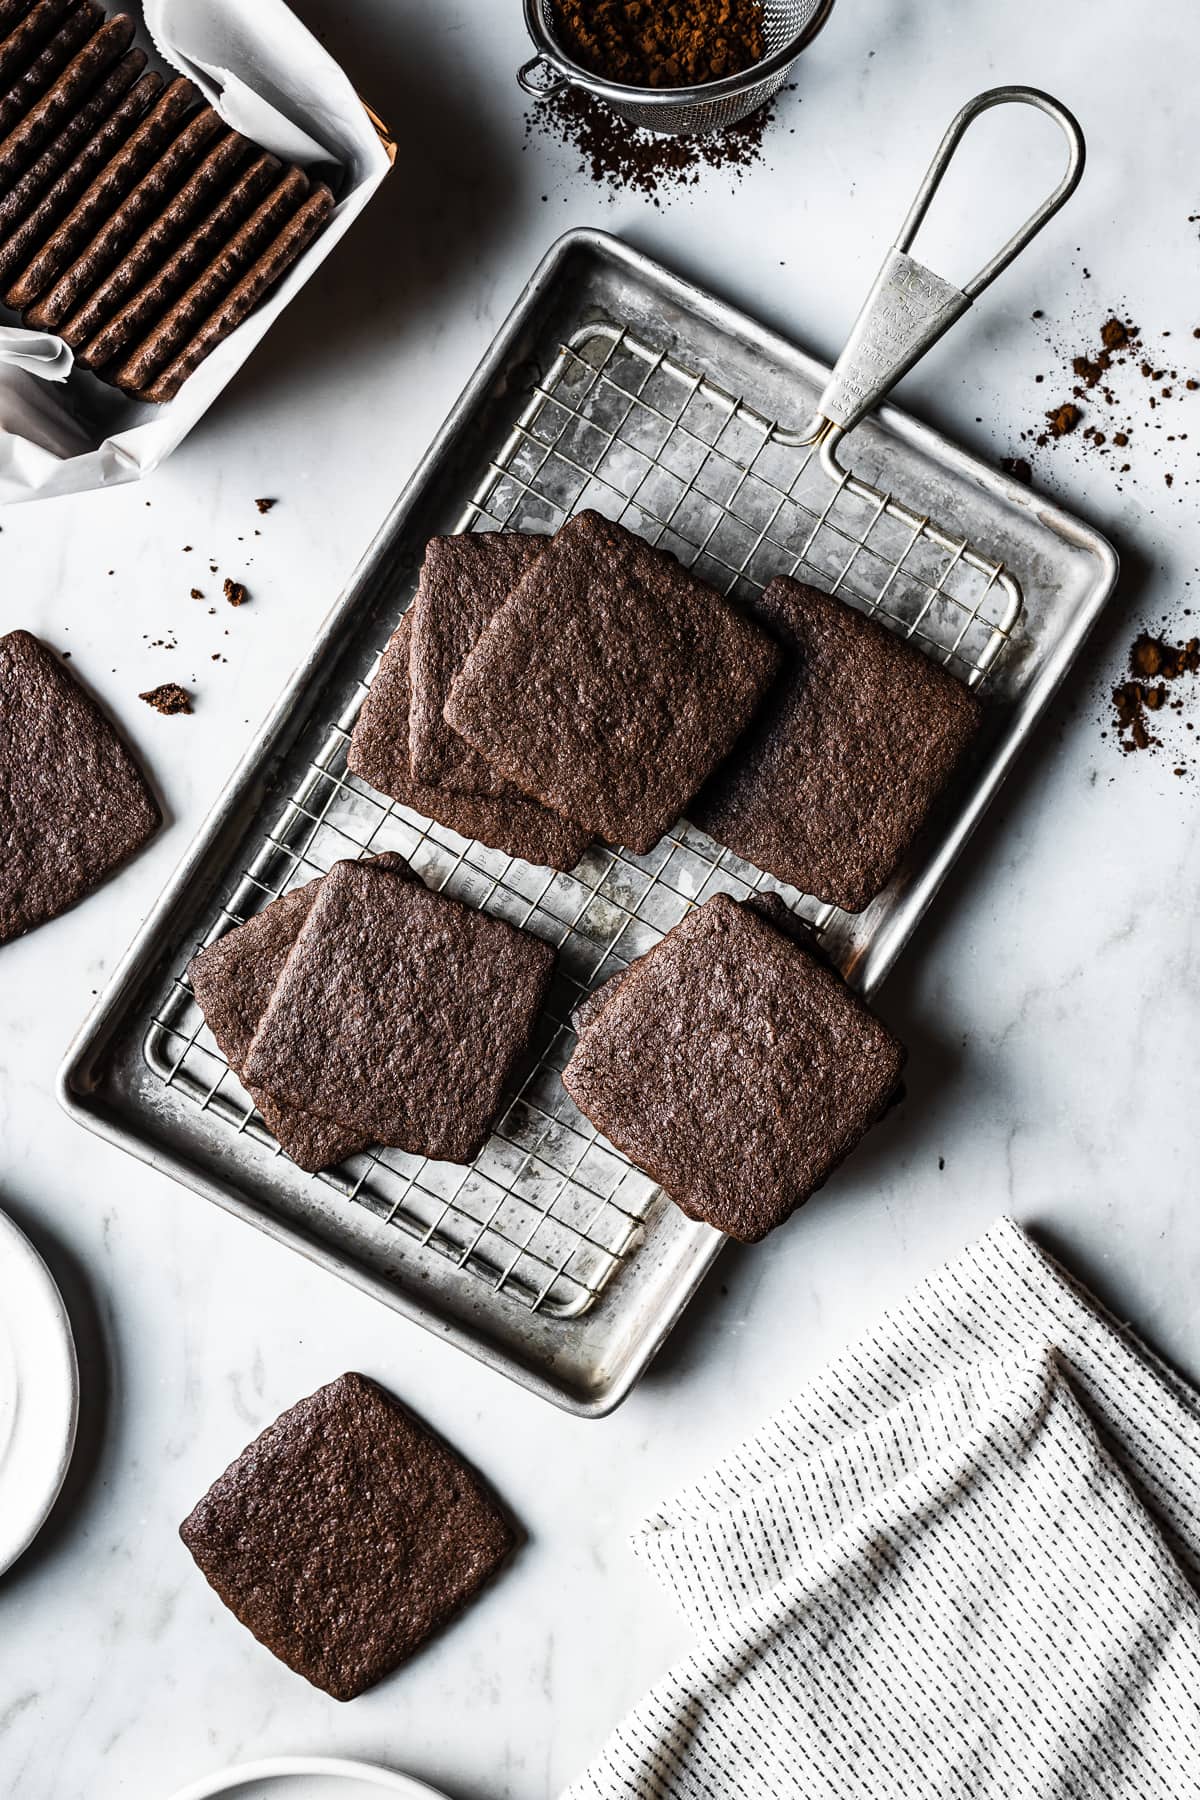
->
812;86;1085;454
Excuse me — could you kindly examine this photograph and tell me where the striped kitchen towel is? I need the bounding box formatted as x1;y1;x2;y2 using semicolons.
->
565;1219;1200;1799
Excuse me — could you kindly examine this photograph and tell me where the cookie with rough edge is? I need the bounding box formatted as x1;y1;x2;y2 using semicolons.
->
77;149;279;368
0;13;133;189
348;611;590;872
444;510;782;854
692;575;984;913
242;859;555;1164
0;0;75;87
563;891;904;1242
24;100;221;329
60;126;252;349
110;162;309;392
0;629;159;946
568;889;814;1037
187;854;412;1173
5;73;194;305
0;54;150;256
180;1372;518;1701
139;181;334;402
407;530;547;795
0;1;101;140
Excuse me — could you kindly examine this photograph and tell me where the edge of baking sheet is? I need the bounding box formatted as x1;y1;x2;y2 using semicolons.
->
57;227;1120;1417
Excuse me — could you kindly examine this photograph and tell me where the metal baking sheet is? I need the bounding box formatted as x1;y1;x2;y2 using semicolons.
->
59;228;1118;1417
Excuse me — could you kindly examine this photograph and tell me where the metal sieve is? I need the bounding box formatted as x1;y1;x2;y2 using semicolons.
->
517;0;835;136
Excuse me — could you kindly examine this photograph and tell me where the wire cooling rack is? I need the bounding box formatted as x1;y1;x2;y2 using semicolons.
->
143;319;1022;1323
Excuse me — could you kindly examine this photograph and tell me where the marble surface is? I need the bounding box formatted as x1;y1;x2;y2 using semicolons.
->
2;0;1199;1794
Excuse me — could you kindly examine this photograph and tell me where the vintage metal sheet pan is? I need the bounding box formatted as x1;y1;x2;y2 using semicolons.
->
59;229;1118;1416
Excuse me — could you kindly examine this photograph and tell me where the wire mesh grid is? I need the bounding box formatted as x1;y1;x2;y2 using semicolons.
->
143;319;1021;1323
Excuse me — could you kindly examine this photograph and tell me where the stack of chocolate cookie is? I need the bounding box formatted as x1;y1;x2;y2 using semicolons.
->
348;511;983;912
349;510;784;869
0;0;333;401
189;854;556;1173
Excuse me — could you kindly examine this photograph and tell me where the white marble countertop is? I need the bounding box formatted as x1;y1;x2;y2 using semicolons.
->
2;0;1199;1794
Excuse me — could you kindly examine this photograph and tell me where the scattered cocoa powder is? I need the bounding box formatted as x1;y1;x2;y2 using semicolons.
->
1107;627;1200;761
140;682;192;715
1012;299;1197;492
526;81;789;199
1045;402;1082;437
548;0;766;87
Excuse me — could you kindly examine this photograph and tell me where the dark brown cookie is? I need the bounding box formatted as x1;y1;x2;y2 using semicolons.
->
445;510;782;855
408;531;547;795
0;0;99;139
187;854;412;1173
139;180;334;403
692;576;984;913
0;0;74;86
0;51;148;254
0;629;160;946
60;126;251;349
110;162;308;392
78;149;279;369
562;891;904;1242
24;100;220;329
349;612;590;871
0;12;132;188
0;0;32;34
180;1372;517;1701
568;890;814;1037
243;859;555;1164
6;73;194;306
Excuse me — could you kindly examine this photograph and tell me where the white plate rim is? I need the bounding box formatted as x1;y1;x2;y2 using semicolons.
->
164;1755;455;1800
0;1206;79;1576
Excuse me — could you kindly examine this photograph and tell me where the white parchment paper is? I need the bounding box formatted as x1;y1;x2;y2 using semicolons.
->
0;0;392;504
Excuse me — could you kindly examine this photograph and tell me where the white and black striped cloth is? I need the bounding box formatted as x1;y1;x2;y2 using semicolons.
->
566;1219;1200;1798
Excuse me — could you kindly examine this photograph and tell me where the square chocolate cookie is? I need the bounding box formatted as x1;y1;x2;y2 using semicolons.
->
0;629;159;945
349;612;590;872
692;576;983;912
243;859;555;1163
187;854;410;1173
443;511;782;854
180;1372;517;1700
407;530;546;795
563;892;904;1242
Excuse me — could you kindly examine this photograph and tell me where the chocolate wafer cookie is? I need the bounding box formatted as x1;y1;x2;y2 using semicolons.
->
111;164;310;395
0;47;144;244
0;0;99;138
26;101;221;329
78;149;278;368
62;128;252;350
0;12;133;190
6;72;194;306
0;61;154;284
0;0;74;86
0;0;31;34
140;183;333;402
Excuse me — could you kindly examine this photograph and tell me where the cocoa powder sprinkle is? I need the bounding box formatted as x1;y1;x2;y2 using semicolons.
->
140;682;192;716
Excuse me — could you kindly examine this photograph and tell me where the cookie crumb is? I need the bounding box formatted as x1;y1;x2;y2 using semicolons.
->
254;497;275;514
190;587;204;599
140;682;193;716
224;578;248;608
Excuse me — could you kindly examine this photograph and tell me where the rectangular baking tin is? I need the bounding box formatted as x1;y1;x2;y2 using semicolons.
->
59;229;1119;1417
